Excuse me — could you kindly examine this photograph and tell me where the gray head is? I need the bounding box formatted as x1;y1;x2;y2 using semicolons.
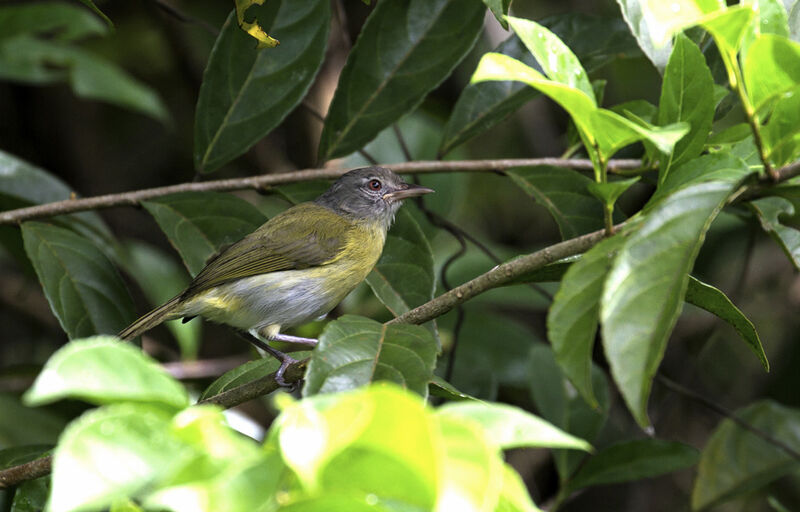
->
315;167;433;229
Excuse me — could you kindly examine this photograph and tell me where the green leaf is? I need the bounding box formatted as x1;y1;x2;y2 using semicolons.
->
601;180;739;428
743;34;800;112
0;150;111;245
590;109;689;158
496;463;543;512
529;345;610;481
429;376;479;402
436;402;593;452
567;439;699;491
647;152;752;208
749;196;800;270
194;0;330;173
11;476;49;512
0;395;65;447
506;256;579;285
483;0;510;29
234;0;280;48
141;192;266;276
76;0;112;28
615;0;678;71
507;166;607;239
692;401;800;510
318;0;485;161
303;315;437;398
658;33;715;179
440;13;640;156
0;37;167;121
547;234;627;407
21;222;135;339
740;0;789;58
365;209;435;319
0;2;108;41
118;242;201;360
761;87;800;166
199;355;316;400
0;446;51;469
685;276;769;371
24;336;189;409
588;177;641;207
506;16;595;101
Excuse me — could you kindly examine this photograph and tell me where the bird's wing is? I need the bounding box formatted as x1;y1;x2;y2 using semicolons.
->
182;203;349;296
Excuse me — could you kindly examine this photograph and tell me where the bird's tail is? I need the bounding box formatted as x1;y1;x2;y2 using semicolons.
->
118;295;183;340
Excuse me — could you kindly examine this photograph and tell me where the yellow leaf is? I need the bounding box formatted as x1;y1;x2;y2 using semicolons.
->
234;0;280;49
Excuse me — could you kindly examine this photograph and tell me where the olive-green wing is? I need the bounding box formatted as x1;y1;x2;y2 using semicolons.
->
182;203;348;296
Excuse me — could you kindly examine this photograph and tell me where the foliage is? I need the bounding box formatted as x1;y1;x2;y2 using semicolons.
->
3;0;800;511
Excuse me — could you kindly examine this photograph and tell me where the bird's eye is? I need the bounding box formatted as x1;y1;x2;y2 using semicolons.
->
368;179;382;191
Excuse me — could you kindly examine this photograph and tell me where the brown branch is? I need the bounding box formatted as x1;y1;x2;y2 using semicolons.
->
0;456;51;489
0;159;640;225
389;227;610;326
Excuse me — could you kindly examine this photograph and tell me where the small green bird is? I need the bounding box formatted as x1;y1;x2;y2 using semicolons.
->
119;167;433;382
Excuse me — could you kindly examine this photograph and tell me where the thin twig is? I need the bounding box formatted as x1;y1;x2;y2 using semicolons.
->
0;159;640;225
0;457;51;489
657;374;800;461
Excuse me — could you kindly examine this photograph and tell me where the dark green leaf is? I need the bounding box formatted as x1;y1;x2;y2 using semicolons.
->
568;439;699;491
529;344;610;481
0;37;167;121
24;336;189;409
0;2;108;41
274;180;332;204
658;33;715;179
118;242;201;360
685;276;769;371
21;222;135;339
194;0;330;173
602;181;739;428
76;0;112;27
507;166;606;240
692;401;800;510
302;315;437;398
0;446;51;470
0;395;65;447
749;196;800;270
547;234;627;407
483;0;510;29
11;477;48;512
428;376;479;402
141;192;266;276
365;209;435;318
318;0;485;161
437;402;592;451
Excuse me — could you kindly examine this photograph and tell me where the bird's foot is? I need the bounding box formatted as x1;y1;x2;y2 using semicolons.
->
243;334;300;389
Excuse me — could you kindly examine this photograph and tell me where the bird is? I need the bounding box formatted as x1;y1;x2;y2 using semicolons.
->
119;166;433;384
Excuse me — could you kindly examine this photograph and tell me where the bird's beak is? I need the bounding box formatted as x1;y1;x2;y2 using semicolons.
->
383;183;434;203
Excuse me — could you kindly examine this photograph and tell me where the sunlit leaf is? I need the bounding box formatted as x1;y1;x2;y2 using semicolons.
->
743;34;800;112
24;336;189;409
234;0;279;48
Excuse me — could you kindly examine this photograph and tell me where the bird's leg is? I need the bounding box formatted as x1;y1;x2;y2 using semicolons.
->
244;330;298;389
267;333;318;352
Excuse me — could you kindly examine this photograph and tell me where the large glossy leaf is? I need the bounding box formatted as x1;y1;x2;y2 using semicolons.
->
647;152;752;207
302;315;437;398
685;276;769;370
365;209;434;318
23;336;189;409
547;234;627;407
658;33;715;179
11;475;48;512
615;0;676;71
529;344;610;481
21;222;135;339
761;87;800;167
567;439;699;491
744;34;800;112
749;196;800;270
507;166;607;240
692;401;800;510
318;0;485;161
496;463;544;512
437;402;592;452
440;14;640;156
0;37;167;121
141;192;266;276
118;242;201;360
601;180;738;428
194;0;330;173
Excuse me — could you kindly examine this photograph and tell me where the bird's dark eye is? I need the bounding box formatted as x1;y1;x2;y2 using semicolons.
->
368;179;382;191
